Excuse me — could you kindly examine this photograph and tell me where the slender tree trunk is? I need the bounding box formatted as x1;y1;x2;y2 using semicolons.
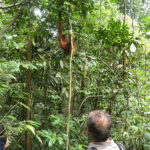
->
66;17;73;150
130;0;135;36
42;59;50;129
96;50;101;109
72;69;77;114
43;59;49;129
40;59;49;150
122;0;126;80
123;0;126;25
99;0;103;23
25;27;33;150
80;57;87;113
123;0;129;130
43;83;47;128
144;42;147;102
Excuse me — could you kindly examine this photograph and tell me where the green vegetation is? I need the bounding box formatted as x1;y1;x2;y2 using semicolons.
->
0;0;150;149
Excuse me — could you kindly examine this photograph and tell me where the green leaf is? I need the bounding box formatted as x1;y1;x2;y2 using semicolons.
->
35;135;43;144
5;35;13;40
145;132;150;140
37;48;44;52
60;60;64;69
57;137;64;145
56;72;61;78
26;120;40;127
19;102;31;110
48;140;53;147
26;125;35;134
7;115;17;121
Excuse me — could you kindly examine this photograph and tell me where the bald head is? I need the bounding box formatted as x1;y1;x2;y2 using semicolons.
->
87;110;112;142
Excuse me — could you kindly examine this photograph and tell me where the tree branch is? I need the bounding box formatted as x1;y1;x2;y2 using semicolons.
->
0;1;27;9
1;104;17;122
78;95;100;115
123;0;126;25
0;9;22;40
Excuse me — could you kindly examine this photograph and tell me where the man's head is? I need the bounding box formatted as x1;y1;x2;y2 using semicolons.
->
87;110;112;142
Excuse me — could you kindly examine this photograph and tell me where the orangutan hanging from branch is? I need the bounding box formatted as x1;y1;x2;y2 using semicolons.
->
58;11;76;54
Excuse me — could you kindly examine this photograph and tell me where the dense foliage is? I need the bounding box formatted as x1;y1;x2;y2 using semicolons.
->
0;0;150;150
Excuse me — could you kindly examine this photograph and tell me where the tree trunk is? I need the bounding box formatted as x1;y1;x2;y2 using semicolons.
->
25;27;33;150
96;50;101;109
80;57;87;113
122;0;126;80
43;59;50;129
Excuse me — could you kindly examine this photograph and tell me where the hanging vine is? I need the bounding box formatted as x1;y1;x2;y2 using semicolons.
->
65;10;74;150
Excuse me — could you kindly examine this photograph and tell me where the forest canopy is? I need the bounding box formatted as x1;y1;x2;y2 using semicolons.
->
0;0;150;150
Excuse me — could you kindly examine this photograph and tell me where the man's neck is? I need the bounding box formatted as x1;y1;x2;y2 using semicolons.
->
92;137;112;143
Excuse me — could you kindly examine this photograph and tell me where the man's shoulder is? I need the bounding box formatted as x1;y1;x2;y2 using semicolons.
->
88;140;122;150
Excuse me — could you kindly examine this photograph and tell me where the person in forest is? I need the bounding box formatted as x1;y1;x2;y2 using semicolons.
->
0;124;9;150
87;110;125;150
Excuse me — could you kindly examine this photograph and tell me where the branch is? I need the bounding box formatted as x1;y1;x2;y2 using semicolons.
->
0;9;22;40
123;0;126;25
1;104;17;122
0;1;27;9
98;57;118;76
78;95;100;114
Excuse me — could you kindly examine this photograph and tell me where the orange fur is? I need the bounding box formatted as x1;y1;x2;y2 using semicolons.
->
58;12;76;54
